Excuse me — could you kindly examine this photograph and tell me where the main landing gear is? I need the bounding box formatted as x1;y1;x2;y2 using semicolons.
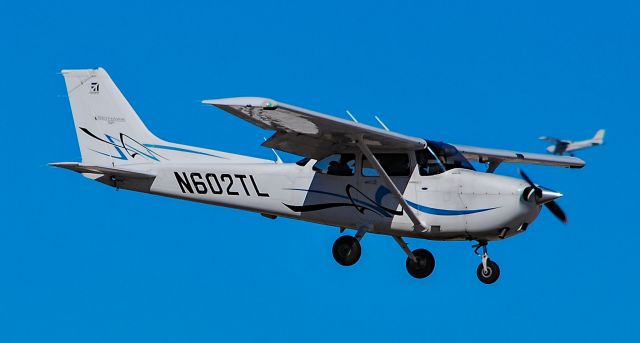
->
332;233;363;266
332;234;436;279
405;249;436;279
473;241;500;284
393;236;435;279
331;234;499;284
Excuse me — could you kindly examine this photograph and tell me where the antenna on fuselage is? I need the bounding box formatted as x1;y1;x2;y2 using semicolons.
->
263;137;283;164
346;110;359;123
374;115;390;131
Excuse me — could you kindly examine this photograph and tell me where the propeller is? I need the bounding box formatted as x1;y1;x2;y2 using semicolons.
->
518;169;568;224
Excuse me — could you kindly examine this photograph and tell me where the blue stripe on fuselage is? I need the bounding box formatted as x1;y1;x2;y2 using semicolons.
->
406;200;497;216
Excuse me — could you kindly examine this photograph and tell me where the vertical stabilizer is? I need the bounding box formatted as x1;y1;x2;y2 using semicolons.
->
62;68;162;165
593;129;605;144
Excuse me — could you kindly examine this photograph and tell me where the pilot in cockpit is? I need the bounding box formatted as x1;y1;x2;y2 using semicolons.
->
327;156;354;176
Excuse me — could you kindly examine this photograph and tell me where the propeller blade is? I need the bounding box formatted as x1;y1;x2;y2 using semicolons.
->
518;169;535;187
519;169;569;224
545;201;568;224
519;169;542;198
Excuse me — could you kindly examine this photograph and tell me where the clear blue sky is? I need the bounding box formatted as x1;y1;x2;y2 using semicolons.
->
1;1;638;342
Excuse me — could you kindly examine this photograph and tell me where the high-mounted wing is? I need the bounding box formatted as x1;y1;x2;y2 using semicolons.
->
204;97;585;169
453;145;585;168
202;97;426;159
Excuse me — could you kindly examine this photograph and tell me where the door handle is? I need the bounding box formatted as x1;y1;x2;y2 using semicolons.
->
364;180;377;185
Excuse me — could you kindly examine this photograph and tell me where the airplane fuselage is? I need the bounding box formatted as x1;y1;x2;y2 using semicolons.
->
547;139;603;155
101;160;541;242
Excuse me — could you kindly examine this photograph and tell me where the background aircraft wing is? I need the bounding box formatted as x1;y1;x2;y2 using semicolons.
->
453;145;585;168
539;136;570;144
203;97;426;159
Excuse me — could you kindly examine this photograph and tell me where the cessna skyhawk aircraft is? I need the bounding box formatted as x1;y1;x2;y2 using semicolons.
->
51;68;585;284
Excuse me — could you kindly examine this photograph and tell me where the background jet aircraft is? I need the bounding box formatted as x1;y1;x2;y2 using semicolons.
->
540;129;605;155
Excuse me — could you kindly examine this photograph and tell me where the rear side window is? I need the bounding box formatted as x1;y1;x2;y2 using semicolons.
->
362;153;410;177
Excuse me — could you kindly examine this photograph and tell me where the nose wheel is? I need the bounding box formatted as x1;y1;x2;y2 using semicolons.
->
473;241;501;284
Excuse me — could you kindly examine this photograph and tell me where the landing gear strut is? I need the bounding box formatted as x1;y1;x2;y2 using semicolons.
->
332;235;361;266
473;241;500;284
393;236;435;279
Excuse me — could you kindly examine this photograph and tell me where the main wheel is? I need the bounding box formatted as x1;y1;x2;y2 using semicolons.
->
476;260;500;284
405;248;436;279
332;236;361;266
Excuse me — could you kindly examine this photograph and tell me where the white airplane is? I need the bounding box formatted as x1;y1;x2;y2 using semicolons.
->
540;129;605;155
51;68;586;284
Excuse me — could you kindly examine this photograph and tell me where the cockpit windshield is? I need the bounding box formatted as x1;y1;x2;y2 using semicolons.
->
416;141;475;176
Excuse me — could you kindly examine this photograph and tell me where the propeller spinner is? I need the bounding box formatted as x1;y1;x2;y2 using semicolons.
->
518;169;568;224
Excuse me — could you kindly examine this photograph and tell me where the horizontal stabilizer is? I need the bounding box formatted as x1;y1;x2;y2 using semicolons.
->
49;162;156;179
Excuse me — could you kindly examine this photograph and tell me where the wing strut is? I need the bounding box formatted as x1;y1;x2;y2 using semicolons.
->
355;137;427;232
486;159;502;173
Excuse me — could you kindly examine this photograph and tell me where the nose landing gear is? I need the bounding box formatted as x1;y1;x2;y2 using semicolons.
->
473;241;500;284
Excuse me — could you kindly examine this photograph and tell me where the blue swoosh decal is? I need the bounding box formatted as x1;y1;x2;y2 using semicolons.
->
406;200;497;216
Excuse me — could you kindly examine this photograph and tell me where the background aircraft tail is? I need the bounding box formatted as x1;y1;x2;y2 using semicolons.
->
593;129;605;144
61;68;266;166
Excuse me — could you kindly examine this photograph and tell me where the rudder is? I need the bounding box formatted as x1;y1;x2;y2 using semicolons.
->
593;129;605;144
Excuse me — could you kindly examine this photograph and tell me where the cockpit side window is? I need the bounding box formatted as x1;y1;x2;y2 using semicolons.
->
437;142;475;171
416;149;445;176
416;141;475;176
313;153;356;176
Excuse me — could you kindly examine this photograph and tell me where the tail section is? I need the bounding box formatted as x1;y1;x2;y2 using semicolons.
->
61;68;267;166
593;129;605;144
62;68;164;165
